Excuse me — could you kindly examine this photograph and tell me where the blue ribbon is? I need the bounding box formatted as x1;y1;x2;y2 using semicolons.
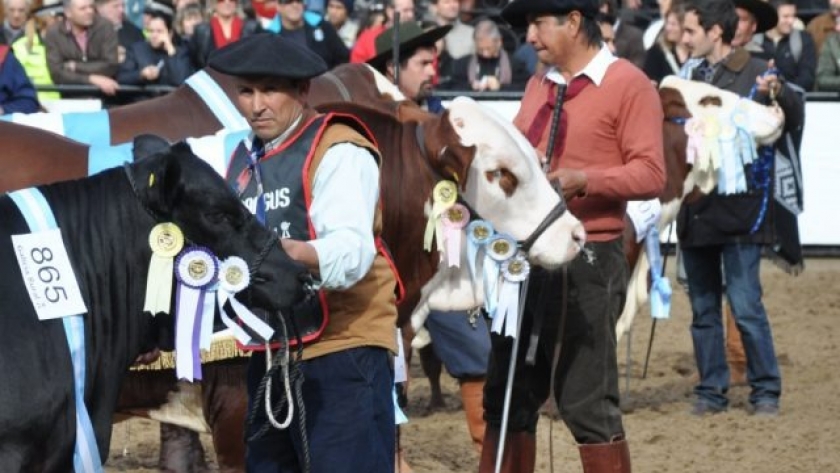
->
644;226;672;320
8;188;103;473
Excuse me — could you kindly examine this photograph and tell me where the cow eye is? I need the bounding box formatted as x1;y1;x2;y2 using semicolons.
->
484;167;518;197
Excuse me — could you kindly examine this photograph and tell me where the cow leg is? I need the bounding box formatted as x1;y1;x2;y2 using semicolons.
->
418;344;445;411
202;360;249;473
159;423;208;473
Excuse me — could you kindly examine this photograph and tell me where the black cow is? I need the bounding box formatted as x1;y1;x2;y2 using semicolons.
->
0;135;306;471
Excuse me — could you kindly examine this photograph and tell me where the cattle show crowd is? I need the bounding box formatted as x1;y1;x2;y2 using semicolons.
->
0;0;820;471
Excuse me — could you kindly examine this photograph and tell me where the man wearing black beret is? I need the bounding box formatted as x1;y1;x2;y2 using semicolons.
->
481;0;667;471
209;33;399;473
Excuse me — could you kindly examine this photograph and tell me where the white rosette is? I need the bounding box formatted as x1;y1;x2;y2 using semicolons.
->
174;246;217;382
216;256;275;345
492;254;531;338
484;234;517;319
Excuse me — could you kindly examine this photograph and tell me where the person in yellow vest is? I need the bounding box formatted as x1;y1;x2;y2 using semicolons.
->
208;33;399;473
11;2;63;103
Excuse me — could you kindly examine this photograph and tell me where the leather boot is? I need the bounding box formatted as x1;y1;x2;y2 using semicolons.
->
725;303;748;386
578;439;631;473
460;379;486;454
478;426;536;473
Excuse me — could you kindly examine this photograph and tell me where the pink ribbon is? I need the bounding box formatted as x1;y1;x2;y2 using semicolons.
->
442;203;470;267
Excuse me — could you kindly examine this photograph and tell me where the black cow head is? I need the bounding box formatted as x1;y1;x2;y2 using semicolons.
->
128;134;308;312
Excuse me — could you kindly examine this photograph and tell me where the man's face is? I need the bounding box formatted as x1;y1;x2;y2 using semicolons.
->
831;0;840;18
4;0;29;29
776;4;796;36
326;0;348;27
146;17;170;49
65;0;97;28
392;0;415;22
599;21;616;54
96;0;126;27
235;77;308;142
393;46;436;102
278;0;305;26
682;10;716;58
475;35;501;59
732;7;756;47
214;0;238;18
526;14;571;67
434;0;459;23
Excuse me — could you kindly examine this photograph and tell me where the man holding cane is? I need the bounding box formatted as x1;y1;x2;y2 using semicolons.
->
481;0;666;471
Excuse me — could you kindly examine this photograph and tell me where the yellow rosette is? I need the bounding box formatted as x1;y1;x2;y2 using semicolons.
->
144;222;185;316
424;180;458;253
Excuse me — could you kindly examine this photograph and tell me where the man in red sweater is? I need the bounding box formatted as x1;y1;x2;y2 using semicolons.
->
481;0;665;471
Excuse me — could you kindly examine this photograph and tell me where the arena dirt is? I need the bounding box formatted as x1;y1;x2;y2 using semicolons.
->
106;258;840;472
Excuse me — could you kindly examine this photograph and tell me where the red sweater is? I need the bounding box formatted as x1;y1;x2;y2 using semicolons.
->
514;59;666;242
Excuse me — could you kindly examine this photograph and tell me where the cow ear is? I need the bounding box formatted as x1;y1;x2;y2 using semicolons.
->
426;110;474;187
137;141;183;219
132;134;172;161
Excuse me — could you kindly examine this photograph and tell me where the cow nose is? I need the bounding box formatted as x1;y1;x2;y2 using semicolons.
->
572;223;586;249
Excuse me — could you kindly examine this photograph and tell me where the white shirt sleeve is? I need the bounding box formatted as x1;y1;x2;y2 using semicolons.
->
307;142;380;290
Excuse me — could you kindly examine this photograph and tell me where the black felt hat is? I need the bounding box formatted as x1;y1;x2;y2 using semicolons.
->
208;33;329;79
734;0;778;34
501;0;600;28
367;22;452;70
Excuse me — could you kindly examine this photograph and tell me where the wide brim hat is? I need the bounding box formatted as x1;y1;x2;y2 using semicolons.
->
501;0;599;28
208;33;329;79
734;0;778;34
367;22;453;70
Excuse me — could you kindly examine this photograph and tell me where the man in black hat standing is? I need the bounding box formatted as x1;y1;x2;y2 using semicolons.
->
208;33;399;473
678;0;803;418
482;0;666;471
367;21;451;112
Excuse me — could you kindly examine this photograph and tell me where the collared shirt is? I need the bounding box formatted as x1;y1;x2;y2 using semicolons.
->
544;45;617;87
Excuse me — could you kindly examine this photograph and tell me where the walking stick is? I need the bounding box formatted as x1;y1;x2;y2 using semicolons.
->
641;224;674;379
496;81;566;473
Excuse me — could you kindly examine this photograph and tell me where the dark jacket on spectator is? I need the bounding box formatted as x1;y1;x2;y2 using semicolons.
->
189;18;262;70
643;40;685;84
756;30;817;92
816;32;840;91
43;16;119;84
614;20;646;69
441;51;530;91
116;39;194;86
266;11;349;69
117;21;146;53
0;45;39;113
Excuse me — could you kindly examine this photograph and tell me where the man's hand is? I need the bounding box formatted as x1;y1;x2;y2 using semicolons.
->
89;74;119;95
755;60;782;98
548;167;588;201
140;65;160;81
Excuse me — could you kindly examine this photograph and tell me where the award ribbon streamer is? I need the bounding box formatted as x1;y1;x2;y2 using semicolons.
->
466;220;494;290
492;255;530;338
645;226;672;320
144;223;184;315
442;203;470;267
217;257;275;344
174;247;218;382
484;234;517;321
424;181;458;252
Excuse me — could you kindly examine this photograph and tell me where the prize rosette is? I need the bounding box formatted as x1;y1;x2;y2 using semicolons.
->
493;253;531;338
441;203;470;267
483;233;517;319
424;180;458;253
144;222;185;316
173;247;218;381
465;219;494;291
216;256;275;346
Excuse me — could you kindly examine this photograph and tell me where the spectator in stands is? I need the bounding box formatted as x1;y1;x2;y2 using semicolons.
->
513;41;540;75
174;2;205;39
597;11;618;53
754;0;816;91
117;5;193;88
368;22;449;109
351;0;414;63
806;0;840;55
643;0;674;49
189;0;261;69
643;5;689;83
600;0;646;67
262;0;348;68
11;1;62;102
2;0;30;45
428;0;473;60
325;0;359;48
43;0;120;96
0;42;39;113
816;31;840;90
443;17;528;91
96;0;144;63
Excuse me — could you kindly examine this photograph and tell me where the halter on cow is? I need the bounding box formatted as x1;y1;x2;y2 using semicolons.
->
0;136;306;470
